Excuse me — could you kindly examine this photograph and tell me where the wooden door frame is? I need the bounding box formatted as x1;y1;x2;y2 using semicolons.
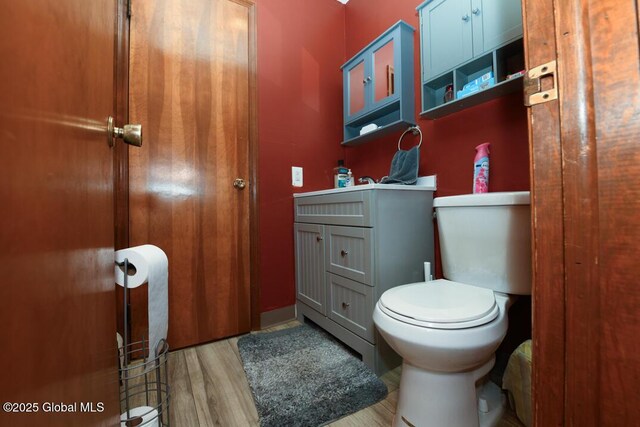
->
114;0;130;338
246;0;261;331
522;0;566;424
114;0;129;252
523;0;633;425
113;0;261;333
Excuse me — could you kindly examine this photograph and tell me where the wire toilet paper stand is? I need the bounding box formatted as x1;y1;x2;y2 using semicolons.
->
117;258;171;427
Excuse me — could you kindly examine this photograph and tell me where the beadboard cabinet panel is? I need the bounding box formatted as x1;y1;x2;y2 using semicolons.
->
294;188;435;375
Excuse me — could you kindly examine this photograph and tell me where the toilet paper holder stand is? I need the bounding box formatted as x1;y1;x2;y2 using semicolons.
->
116;258;171;427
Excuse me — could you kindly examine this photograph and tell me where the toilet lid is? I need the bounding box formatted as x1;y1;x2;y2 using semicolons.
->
379;279;498;328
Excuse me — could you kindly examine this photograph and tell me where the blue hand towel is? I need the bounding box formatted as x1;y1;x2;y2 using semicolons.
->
380;146;420;185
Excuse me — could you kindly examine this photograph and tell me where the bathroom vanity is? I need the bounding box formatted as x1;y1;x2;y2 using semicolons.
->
293;184;435;375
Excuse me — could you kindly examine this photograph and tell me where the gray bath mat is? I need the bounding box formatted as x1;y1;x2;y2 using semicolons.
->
237;324;388;426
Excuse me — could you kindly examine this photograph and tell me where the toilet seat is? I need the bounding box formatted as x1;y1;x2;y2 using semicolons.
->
378;279;499;329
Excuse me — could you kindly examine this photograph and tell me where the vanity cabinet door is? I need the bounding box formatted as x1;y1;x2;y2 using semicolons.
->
470;0;523;56
421;0;473;79
295;223;326;315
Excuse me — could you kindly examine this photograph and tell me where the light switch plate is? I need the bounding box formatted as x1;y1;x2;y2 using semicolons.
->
292;166;303;187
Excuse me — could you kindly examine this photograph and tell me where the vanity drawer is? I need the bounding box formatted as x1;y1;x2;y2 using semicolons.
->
326;225;373;285
327;273;375;343
294;191;373;226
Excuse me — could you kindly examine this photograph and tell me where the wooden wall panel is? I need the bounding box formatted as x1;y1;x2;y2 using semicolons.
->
128;0;255;349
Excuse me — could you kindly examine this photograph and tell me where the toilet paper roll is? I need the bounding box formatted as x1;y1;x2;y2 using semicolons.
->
120;406;159;427
115;245;168;359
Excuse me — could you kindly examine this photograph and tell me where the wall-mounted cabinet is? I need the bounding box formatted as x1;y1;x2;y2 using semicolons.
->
341;21;415;146
418;0;524;119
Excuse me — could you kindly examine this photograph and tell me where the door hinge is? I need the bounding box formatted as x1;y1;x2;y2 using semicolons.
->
524;60;558;106
127;0;132;18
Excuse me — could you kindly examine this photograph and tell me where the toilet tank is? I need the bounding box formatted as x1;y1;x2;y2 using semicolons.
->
434;191;531;295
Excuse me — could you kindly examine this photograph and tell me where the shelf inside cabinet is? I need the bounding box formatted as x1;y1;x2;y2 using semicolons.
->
342;99;416;146
420;75;523;119
420;38;525;120
342;119;415;146
422;72;454;111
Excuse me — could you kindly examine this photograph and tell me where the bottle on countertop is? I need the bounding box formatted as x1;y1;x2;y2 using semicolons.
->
334;160;349;188
473;143;490;194
346;169;354;187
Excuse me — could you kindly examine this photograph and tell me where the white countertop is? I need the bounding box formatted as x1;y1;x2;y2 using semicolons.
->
293;175;437;198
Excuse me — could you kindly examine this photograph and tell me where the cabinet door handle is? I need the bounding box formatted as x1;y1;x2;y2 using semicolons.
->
462;14;470;22
316;235;323;242
362;79;367;84
341;302;351;309
366;76;372;82
340;249;349;257
472;8;480;15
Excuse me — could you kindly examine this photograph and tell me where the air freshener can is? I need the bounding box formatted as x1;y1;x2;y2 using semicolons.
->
473;143;490;194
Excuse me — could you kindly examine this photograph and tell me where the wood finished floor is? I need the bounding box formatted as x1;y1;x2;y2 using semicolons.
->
169;321;523;426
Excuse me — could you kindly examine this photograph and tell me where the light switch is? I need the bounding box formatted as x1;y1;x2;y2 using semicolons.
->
292;166;303;187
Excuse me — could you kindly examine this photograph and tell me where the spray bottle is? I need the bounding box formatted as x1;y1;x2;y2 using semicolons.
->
473;143;490;194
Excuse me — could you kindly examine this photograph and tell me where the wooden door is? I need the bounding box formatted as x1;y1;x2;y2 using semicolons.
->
0;1;119;425
128;0;256;349
523;0;640;425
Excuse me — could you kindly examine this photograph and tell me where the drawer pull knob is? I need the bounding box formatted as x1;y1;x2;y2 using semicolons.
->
340;249;349;257
342;302;351;309
316;235;323;242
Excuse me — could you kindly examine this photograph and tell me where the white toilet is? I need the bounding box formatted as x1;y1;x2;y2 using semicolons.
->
373;191;531;427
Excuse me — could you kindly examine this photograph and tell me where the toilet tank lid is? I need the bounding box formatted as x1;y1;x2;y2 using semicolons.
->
433;191;530;207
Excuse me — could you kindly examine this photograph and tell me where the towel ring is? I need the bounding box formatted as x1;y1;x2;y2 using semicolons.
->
398;126;423;151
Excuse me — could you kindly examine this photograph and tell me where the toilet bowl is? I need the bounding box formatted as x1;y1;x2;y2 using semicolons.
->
373;192;531;427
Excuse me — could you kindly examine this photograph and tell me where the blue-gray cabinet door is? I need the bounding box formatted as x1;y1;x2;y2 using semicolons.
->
470;0;523;56
344;56;370;122
295;223;326;315
421;0;473;79
370;33;400;111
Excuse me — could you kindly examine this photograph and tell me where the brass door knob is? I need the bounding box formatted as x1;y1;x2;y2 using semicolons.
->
233;178;246;190
108;116;142;147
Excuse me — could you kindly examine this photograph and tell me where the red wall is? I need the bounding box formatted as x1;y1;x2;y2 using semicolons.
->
343;0;529;280
256;0;346;312
343;0;530;197
256;0;530;313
